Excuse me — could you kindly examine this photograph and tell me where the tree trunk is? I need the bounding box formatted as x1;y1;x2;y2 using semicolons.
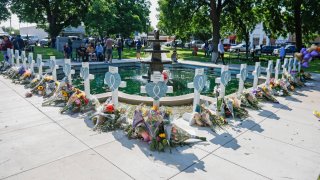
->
245;32;250;60
210;1;221;63
294;0;302;51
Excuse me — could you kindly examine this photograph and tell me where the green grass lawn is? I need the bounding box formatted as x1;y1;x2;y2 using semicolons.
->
1;46;319;73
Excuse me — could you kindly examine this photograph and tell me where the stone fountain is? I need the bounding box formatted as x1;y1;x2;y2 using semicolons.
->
141;30;171;79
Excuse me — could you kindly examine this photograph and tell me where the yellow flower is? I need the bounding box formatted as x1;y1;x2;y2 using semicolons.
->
159;133;166;138
61;91;68;97
290;86;295;91
37;86;44;91
44;76;53;81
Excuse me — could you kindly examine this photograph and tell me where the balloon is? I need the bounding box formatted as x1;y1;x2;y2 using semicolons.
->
302;50;308;55
310;44;317;51
294;52;303;61
310;50;319;57
317;47;320;52
300;48;306;53
303;53;311;61
302;61;309;68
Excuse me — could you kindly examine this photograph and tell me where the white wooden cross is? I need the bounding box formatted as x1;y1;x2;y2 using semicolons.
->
265;60;273;87
63;59;75;85
49;56;59;81
236;64;248;96
282;58;288;77
104;66;126;107
28;53;34;73
187;68;206;112
275;59;281;81
292;58;297;72
298;60;301;73
36;54;43;77
6;48;13;65
80;62;95;98
141;71;173;107
288;58;293;74
14;50;20;67
252;62;261;90
21;51;27;69
9;49;14;66
215;65;231;98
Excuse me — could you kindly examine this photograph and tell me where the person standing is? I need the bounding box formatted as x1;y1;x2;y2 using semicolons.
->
68;38;73;60
95;42;104;61
105;37;113;63
136;39;142;60
116;39;123;60
279;45;286;62
63;43;71;59
217;39;225;65
12;35;25;55
0;35;13;62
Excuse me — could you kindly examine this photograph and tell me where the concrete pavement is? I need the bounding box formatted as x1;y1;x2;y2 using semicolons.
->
0;74;320;180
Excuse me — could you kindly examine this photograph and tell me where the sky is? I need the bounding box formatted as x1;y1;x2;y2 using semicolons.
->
0;0;159;29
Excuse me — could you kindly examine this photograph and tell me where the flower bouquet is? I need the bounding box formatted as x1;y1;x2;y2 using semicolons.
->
254;86;279;103
239;92;260;110
223;97;249;119
269;78;290;96
28;75;54;96
184;104;227;132
125;105;206;152
0;61;11;73
42;78;74;106
88;98;129;131
298;69;312;81
60;89;97;114
16;70;35;85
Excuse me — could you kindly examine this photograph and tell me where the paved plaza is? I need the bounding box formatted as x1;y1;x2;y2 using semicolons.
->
1;73;320;180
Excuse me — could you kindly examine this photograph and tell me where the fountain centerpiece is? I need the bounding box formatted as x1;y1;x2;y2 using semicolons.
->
141;30;171;79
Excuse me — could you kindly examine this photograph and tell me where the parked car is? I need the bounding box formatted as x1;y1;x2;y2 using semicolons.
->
39;37;51;47
164;41;173;47
21;35;39;45
255;45;281;55
185;40;204;48
273;45;297;56
230;43;250;52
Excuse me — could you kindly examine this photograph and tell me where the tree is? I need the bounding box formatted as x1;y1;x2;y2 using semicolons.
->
85;0;150;38
158;0;232;62
221;0;259;58
258;0;320;51
158;2;212;42
10;0;92;40
0;0;10;21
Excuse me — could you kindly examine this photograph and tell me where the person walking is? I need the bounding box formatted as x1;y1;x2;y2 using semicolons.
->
136;39;142;60
217;39;225;65
279;45;286;62
105;37;113;63
116;39;123;60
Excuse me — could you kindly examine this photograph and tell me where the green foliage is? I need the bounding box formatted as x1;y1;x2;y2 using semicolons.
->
10;0;92;38
158;0;211;41
0;0;10;21
85;0;150;38
257;0;320;50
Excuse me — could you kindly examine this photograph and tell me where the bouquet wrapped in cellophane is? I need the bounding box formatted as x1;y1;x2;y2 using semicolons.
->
16;69;35;85
253;86;279;103
87;98;129;132
239;92;260;110
125;104;206;152
25;75;54;97
60;89;98;114
184;104;227;132
269;78;290;96
42;77;74;106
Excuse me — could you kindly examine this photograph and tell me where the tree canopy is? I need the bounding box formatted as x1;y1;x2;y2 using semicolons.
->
9;0;92;38
85;0;150;38
0;0;10;21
